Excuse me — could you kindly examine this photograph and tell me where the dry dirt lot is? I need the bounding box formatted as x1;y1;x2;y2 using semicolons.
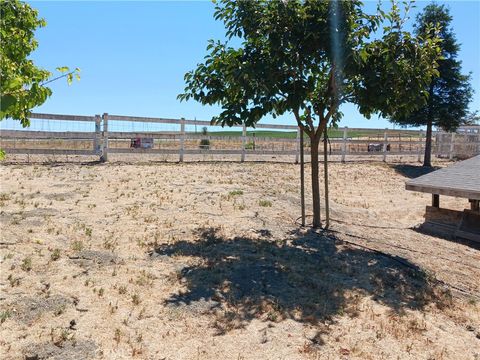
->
0;160;479;359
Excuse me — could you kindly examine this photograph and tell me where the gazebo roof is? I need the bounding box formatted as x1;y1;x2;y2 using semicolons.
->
406;155;480;200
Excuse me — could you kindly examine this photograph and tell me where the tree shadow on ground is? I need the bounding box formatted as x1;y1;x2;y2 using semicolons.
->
412;225;480;251
153;227;449;336
391;164;441;179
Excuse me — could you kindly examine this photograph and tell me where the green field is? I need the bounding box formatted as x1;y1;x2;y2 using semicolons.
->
207;129;420;139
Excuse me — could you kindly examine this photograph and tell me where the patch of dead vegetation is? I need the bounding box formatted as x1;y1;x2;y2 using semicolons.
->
3;295;72;325
1;161;478;359
68;250;120;267
23;339;97;360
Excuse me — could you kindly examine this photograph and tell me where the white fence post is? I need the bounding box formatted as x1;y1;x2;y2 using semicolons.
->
341;127;348;163
179;117;185;162
417;130;423;162
94;114;101;159
449;132;455;160
241;123;246;162
295;127;301;164
101;113;109;162
382;128;388;162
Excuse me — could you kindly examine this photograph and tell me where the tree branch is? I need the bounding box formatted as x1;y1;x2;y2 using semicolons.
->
293;108;312;137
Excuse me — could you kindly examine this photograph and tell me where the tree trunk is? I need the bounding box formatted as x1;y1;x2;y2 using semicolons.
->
423;82;435;168
310;136;321;228
423;118;433;167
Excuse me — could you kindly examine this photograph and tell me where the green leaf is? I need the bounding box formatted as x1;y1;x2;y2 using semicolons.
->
3;77;24;91
0;94;17;115
56;66;69;73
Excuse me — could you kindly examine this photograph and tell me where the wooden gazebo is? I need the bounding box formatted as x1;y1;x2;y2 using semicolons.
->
406;155;480;242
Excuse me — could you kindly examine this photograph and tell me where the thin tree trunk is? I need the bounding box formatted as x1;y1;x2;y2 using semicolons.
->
310;136;321;228
423;117;433;167
423;83;434;167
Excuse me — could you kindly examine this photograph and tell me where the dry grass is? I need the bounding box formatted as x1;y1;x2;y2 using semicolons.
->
0;160;479;359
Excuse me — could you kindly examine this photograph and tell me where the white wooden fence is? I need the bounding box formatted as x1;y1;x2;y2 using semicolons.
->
1;112;477;162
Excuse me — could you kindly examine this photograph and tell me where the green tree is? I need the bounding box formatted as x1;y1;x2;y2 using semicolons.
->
179;0;441;227
389;3;474;167
0;0;80;127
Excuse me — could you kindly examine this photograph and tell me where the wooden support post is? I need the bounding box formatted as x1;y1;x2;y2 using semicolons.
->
94;115;101;158
470;199;479;212
295;127;300;164
300;127;305;226
341;127;348;163
417;130;423;162
179;118;185;162
449;132;455;160
100;113;108;162
323;127;329;229
241;123;246;162
382;128;388;162
432;194;439;208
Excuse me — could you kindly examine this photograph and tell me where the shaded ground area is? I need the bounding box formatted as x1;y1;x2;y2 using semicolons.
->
154;227;447;336
391;164;441;178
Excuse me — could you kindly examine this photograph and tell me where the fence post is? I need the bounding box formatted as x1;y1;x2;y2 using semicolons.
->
382;128;388;162
94;115;101;159
417;130;423;162
449;132;455;160
295;127;301;164
100;113;109;162
179;117;185;162
241;123;246;162
341;127;348;163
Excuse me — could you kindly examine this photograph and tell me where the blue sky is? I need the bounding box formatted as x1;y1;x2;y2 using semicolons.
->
20;0;480;130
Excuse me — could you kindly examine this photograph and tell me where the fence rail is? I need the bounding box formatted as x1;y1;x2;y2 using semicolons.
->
1;112;479;162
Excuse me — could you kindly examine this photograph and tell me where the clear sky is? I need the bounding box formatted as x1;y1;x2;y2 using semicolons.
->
23;0;480;130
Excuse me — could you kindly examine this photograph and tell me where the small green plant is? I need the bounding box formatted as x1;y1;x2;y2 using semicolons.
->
0;310;11;324
118;285;127;295
50;248;61;261
21;256;32;271
7;274;20;287
114;328;122;344
259;199;272;207
228;189;243;197
85;227;92;237
131;293;141;306
245;140;255;150
71;240;84;252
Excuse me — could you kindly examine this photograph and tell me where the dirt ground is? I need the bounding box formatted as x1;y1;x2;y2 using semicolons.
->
0;159;479;359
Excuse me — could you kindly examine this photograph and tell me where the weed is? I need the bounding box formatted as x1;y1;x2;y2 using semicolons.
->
114;328;122;344
71;240;84;252
0;310;11;324
7;274;20;287
54;304;66;316
228;189;243;197
50;248;61;261
85;227;92;237
0;193;11;202
132;293;141;306
20;257;32;271
259;199;272;207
